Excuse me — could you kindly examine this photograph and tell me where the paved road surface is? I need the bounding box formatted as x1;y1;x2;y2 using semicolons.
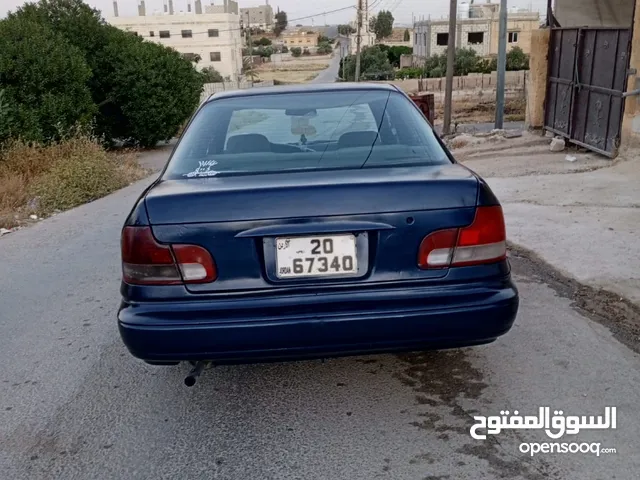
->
310;52;342;84
1;149;639;480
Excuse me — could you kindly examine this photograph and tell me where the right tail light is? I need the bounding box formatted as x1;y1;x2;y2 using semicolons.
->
418;206;507;269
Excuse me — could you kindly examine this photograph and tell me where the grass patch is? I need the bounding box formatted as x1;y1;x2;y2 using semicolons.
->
0;134;149;229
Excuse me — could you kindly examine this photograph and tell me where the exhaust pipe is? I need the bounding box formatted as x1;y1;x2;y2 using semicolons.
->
184;361;209;387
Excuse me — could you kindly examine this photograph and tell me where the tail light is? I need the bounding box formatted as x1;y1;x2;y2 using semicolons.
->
121;226;217;285
418;206;506;269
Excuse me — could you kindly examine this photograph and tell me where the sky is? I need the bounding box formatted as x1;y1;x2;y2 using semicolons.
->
2;0;549;26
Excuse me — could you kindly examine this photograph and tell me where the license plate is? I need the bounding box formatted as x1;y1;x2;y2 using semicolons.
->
275;234;358;278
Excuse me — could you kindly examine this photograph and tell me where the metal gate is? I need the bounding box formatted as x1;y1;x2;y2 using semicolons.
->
544;27;632;157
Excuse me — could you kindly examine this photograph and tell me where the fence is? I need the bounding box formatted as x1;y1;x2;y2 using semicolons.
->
387;70;528;94
200;80;276;103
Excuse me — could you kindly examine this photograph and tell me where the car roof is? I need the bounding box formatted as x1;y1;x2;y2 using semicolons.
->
204;82;400;103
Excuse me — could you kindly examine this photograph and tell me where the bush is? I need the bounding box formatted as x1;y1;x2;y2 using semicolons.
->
0;89;13;145
96;27;203;147
339;46;395;81
291;47;302;57
317;42;333;55
281;45;289;53
302;48;311;56
0;15;95;144
506;46;529;71
396;67;425;79
253;37;272;46
8;0;202;147
201;66;224;83
0;133;148;227
254;46;274;58
386;45;412;67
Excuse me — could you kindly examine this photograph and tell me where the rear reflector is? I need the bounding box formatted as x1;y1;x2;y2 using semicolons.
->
121;227;217;285
418;206;507;269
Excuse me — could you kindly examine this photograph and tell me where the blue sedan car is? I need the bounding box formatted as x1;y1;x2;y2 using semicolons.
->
118;83;518;385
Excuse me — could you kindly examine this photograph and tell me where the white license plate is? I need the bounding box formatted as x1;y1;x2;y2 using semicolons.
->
275;234;358;278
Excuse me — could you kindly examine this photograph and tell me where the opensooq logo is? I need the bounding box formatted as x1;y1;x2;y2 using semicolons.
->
469;407;617;440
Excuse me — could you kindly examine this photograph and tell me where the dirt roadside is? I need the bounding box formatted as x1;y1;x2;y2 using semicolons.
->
509;243;640;355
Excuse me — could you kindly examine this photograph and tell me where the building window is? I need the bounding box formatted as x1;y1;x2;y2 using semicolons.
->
436;33;448;46
131;32;138;36
423;33;427;45
414;33;418;44
210;52;221;62
149;31;155;37
508;31;519;43
159;30;170;38
182;30;192;38
467;32;484;44
208;29;219;37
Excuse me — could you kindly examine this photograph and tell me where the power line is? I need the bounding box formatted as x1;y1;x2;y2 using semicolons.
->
128;6;357;39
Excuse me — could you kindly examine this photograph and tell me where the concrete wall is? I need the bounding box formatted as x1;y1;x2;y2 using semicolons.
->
621;0;640;146
525;28;550;128
390;70;528;93
554;0;635;27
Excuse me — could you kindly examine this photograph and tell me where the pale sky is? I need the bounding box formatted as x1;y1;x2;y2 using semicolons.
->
2;0;549;26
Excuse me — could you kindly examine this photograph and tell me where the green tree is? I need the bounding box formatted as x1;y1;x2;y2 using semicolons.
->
0;89;11;143
9;0;202;147
201;66;224;83
386;45;412;67
506;46;530;71
339;45;395;81
253;37;272;46
242;57;259;82
290;47;302;57
403;28;410;42
317;42;333;55
98;28;203;147
338;24;355;35
0;15;95;143
372;10;394;40
302;48;311;56
274;9;288;36
454;47;481;76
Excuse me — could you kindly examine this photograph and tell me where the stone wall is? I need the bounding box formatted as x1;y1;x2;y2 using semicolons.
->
386;70;527;94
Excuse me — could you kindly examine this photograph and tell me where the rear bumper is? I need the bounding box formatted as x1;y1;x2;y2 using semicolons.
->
118;277;518;364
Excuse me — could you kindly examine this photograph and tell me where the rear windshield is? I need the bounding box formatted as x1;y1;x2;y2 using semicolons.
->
163;89;451;179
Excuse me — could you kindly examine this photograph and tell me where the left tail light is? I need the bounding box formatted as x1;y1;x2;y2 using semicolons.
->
121;226;217;285
418;206;507;269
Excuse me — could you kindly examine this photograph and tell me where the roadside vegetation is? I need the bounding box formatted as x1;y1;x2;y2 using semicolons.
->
339;45;530;81
0;0;204;229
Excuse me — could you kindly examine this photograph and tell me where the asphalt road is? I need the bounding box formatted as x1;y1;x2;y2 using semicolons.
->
1;149;639;480
310;52;342;84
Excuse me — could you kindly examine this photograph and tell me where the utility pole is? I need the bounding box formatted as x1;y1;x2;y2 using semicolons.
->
355;0;363;82
495;0;508;129
246;12;253;86
443;0;457;135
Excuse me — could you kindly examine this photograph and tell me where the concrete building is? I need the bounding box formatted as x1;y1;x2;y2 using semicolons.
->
239;2;274;29
281;30;318;49
413;1;539;59
107;0;242;81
